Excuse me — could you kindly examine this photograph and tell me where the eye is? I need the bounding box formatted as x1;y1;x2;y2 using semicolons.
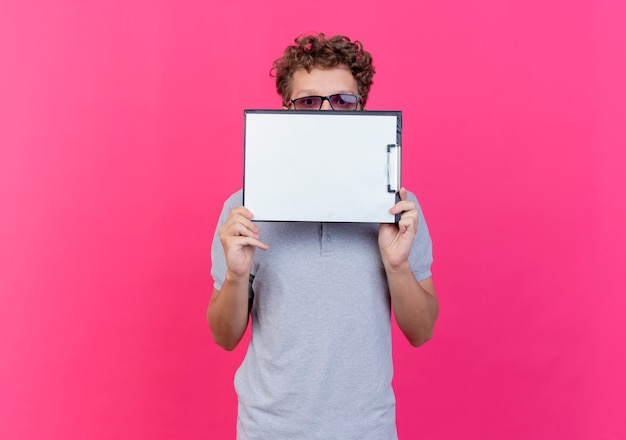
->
332;94;358;109
295;97;320;109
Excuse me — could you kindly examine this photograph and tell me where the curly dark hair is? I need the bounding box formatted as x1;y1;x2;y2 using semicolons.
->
272;33;376;107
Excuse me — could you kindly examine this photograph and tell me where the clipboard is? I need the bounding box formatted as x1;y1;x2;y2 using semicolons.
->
243;110;402;223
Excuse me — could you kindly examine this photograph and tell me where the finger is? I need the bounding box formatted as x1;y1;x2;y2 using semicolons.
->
233;221;260;237
399;187;408;201
390;188;415;214
222;208;259;235
225;235;269;251
398;215;417;234
222;219;260;240
230;206;254;220
230;207;259;229
390;200;416;215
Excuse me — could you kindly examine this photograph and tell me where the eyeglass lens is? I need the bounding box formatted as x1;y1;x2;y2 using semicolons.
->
292;94;360;110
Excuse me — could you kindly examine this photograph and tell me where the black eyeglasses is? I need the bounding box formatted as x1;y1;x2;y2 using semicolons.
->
287;94;362;111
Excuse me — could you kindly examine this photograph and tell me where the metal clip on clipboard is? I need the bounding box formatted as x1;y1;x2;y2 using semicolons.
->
387;143;402;223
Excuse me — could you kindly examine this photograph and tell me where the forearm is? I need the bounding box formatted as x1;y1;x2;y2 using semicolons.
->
207;272;250;351
385;263;438;347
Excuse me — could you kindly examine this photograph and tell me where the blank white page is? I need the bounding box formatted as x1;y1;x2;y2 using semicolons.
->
243;110;402;223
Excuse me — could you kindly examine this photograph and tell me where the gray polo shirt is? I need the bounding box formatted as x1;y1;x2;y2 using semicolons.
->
211;189;433;440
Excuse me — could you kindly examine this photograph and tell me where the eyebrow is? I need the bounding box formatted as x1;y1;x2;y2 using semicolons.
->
293;90;357;97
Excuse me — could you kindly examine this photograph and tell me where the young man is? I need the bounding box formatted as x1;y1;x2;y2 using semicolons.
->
208;33;439;439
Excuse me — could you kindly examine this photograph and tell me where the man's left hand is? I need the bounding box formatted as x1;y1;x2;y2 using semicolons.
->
378;187;418;270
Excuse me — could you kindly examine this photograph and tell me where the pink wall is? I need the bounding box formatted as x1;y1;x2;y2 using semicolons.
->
1;1;624;438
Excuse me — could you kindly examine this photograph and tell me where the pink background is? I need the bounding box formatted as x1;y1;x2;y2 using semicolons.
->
1;0;625;439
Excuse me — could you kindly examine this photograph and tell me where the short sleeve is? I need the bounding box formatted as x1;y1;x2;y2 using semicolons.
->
407;191;433;281
210;190;244;291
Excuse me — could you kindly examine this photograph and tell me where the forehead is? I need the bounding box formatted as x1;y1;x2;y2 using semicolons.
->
290;67;358;97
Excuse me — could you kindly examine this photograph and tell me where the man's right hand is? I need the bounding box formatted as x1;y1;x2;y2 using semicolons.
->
218;206;269;279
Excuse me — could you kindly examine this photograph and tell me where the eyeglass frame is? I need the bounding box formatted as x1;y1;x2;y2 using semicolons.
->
286;93;363;111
